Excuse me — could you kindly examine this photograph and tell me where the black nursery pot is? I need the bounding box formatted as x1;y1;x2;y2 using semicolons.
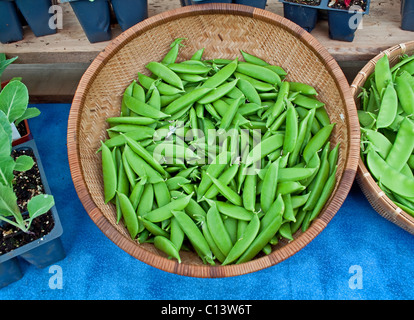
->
110;0;148;31
0;140;65;289
70;0;112;43
282;2;319;32
401;0;414;31
233;0;267;9
15;0;56;37
327;9;363;42
0;0;23;44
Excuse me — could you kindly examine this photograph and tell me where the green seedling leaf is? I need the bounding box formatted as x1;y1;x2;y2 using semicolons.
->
0;155;16;186
27;194;55;220
0;55;18;81
0;184;20;217
0;80;29;123
14;107;41;126
0;110;12;156
14;155;34;172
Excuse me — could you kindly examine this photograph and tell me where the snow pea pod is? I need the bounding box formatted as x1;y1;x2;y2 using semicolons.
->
395;71;414;115
117;192;139;239
283;100;298;154
376;83;398;129
385;117;414;172
146;61;184;90
100;141;117;204
245;133;284;167
168;62;211;75
164;87;213;115
202;59;238;89
265;81;289;128
201;220;226;263
172;210;214;265
144;193;193;223
240;50;269;66
198;79;238;104
236;62;281;85
206;201;233;256
206;172;242;206
289;82;318;96
154;236;181;263
124;95;170;119
221;213;260;265
302;123;335;163
260;158;280;213
236;78;261;105
293;94;325;109
237;195;284;264
375;54;393;94
367;149;414;198
161;38;186;65
204;164;239;199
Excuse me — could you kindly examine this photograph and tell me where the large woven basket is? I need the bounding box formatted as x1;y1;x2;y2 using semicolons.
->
67;3;360;277
351;41;414;235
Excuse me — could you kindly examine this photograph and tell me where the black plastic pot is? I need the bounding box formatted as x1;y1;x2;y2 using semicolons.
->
401;0;414;31
279;0;370;41
233;0;267;9
0;0;23;44
68;0;112;43
110;0;148;31
282;2;319;32
15;0;56;37
0;140;65;289
183;0;232;5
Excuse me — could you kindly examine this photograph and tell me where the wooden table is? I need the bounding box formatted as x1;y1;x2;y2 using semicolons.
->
0;0;412;102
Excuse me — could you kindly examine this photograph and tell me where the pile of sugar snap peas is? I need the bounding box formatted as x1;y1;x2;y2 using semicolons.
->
99;38;340;265
359;53;414;217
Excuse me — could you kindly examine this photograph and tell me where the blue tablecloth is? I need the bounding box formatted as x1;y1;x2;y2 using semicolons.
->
1;103;413;300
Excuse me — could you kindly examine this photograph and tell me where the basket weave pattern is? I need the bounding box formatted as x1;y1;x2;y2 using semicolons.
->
67;4;359;277
351;41;414;235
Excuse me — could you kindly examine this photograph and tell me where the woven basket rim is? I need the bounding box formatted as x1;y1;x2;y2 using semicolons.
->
350;41;414;235
67;3;360;277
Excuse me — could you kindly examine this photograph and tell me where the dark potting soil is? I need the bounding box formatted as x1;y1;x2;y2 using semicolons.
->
0;148;54;255
16;121;27;138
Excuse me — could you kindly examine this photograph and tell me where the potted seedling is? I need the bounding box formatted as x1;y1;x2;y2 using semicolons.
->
60;0;112;43
0;0;24;44
279;0;370;41
0;80;65;289
0;54;37;146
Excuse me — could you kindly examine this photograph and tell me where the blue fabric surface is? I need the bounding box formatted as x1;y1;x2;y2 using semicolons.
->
1;103;413;300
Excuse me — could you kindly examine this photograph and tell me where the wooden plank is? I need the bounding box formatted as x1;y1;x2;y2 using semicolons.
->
0;0;412;64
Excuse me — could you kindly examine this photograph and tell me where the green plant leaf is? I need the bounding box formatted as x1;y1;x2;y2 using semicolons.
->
0;80;29;123
0;55;18;81
0;110;12;157
27;194;55;220
14;107;41;126
14;155;34;172
0;184;20;217
0;155;16;186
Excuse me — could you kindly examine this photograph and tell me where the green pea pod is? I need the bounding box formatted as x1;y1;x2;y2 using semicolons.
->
240;50;269;66
242;172;257;213
154;236;181;263
236;62;281;85
206;172;242;206
161;38;186;65
236;78;261;105
278;167;317;182
170;217;185;251
191;48;205;61
100;142;117;204
201;220;226;263
375;54;392;94
213;200;254;221
206;201;233;256
164;87;213;115
144;193;193;223
302;123;335;163
146;61;184;90
376;83;398;129
234;72;275;92
117;192;139;239
172;210;214;265
202;59;238;89
168;62;211;75
245;133;284;167
218;96;244;131
124;95;170;119
153;180;171;208
282;194;296;222
205;164;239;199
385;118;414;172
198;79;239;105
283;100;298;154
138;72;184;95
277;181;306;195
140;217;170;238
293;94;325;109
165;176;192;191
260;158;280;213
367;149;414;198
237;195;284;264
289;82;318;96
221;213;260;265
265;81;289;128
